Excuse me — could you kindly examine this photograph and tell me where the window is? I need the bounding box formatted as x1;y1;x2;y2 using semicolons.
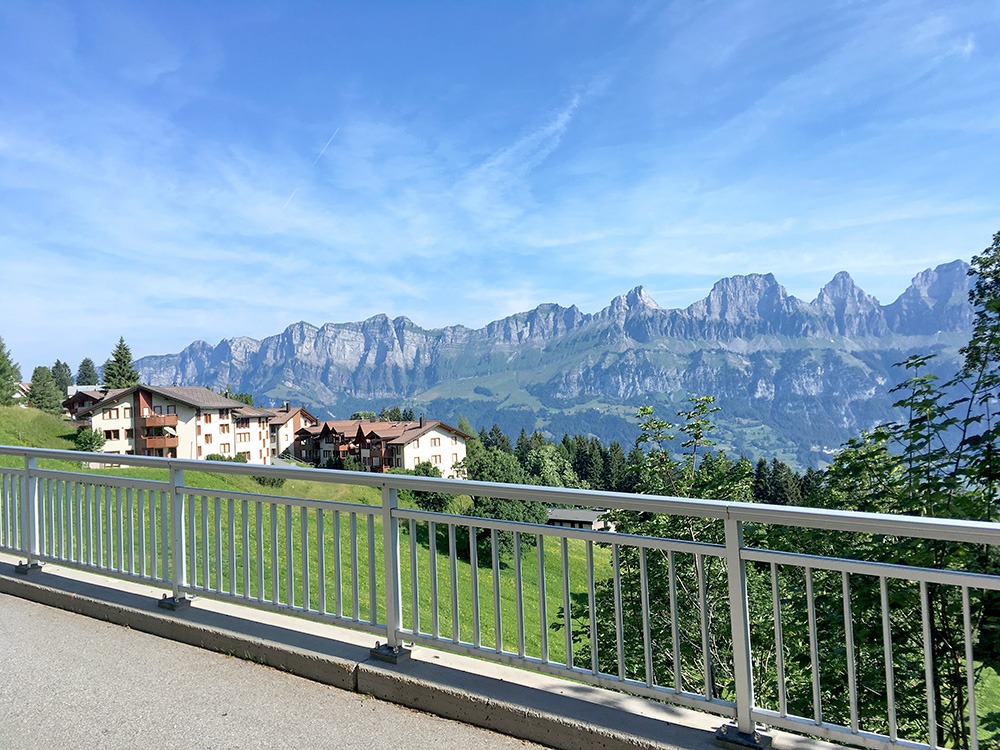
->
103;408;119;420
204;434;213;444
452;453;458;463
197;446;203;457
153;405;162;415
166;405;176;414
432;455;441;464
220;443;231;453
103;430;120;440
125;429;133;439
236;418;249;429
239;452;250;461
413;456;420;464
219;409;228;419
451;436;458;445
204;413;212;423
413;439;419;448
237;432;251;442
123;407;131;419
430;437;440;447
219;424;230;433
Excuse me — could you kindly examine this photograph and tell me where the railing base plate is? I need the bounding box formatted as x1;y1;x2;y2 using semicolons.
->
369;643;411;664
715;724;772;750
15;561;44;575
157;594;194;611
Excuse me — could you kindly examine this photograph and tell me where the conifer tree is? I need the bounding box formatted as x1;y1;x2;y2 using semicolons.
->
51;359;74;396
28;366;62;415
0;336;21;406
101;337;140;389
76;357;99;386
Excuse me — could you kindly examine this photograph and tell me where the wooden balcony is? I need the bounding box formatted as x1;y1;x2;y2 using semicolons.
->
143;435;178;449
141;414;178;428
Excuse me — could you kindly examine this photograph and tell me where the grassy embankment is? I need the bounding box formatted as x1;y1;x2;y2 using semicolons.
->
0;405;604;665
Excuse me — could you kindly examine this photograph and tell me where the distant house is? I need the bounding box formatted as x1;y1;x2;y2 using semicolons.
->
262;403;318;460
13;382;30;402
75;385;273;464
296;416;472;478
546;508;615;532
63;389;105;418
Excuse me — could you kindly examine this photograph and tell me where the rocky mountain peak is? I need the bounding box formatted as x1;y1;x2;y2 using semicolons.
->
811;272;886;337
884;260;973;335
687;273;796;322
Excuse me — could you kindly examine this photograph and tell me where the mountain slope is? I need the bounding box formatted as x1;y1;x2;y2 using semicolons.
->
137;261;974;467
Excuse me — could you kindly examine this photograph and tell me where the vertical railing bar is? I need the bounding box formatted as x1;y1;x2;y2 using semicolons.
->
285;504;294;608
920;581;937;749
410;519;419;635
880;575;897;741
561;536;571;668
669;550;682;692
169;468;187;599
514;532;525;659
214;497;222;593
227;497;236;596
103;484;112;569
137;489;145;577
1;473;6;548
255;502;264;602
333;511;342;617
806;566;821;725
301;503;310;612
963;586;979;750
148;490;156;579
48;478;55;558
587;539;598;675
201;496;210;591
350;512;359;621
449;523;459;643
269;503;278;605
381;487;401;647
125;487;134;573
698;554;711;699
613;544;624;682
241;499;250;598
56;480;64;560
85;484;93;567
772;562;787;718
75;482;82;563
537;534;548;664
187;494;196;587
317;508;326;615
493;528;502;654
470;524;480;650
842;571;858;734
367;515;376;624
639;547;653;688
116;486;124;572
159;490;168;581
429;520;439;638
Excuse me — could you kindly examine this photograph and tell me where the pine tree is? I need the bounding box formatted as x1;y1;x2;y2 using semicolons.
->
28;366;62;415
0;336;21;406
101;337;140;389
76;358;99;385
51;359;74;396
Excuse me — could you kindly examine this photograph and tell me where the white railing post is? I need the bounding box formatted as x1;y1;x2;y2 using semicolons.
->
159;465;191;609
16;455;43;573
371;483;408;663
716;517;771;749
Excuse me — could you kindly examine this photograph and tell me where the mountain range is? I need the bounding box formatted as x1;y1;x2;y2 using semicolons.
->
136;260;974;468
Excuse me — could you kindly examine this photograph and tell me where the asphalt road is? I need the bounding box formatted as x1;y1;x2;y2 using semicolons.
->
0;592;549;750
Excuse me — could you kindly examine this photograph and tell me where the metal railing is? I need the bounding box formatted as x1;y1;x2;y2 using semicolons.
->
1;445;998;750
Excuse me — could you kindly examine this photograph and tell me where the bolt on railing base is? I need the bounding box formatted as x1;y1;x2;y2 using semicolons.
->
369;642;411;665
157;593;194;611
15;561;44;575
715;724;773;750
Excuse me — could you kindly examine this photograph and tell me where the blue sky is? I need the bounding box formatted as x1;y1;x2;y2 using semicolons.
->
2;1;999;373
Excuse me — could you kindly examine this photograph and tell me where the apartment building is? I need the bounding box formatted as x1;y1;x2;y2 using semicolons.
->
76;385;273;465
262;403;318;460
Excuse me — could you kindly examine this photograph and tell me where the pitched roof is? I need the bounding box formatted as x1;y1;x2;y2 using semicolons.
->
76;385;270;418
263;406;317;426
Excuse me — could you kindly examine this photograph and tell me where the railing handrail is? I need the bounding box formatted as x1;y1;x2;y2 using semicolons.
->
3;444;999;545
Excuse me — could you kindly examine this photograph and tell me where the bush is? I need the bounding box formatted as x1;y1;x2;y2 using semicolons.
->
74;428;106;452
